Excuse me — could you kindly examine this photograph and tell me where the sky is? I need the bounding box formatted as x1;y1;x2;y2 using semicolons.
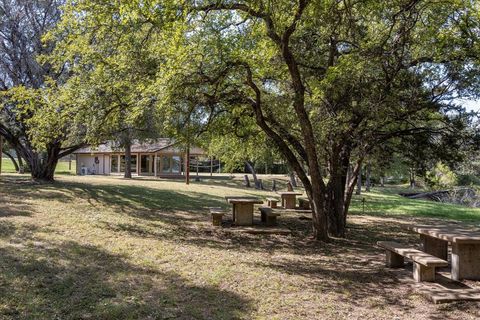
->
459;99;480;112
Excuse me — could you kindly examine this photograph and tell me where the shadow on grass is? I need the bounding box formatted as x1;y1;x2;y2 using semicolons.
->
0;175;229;214
0;238;252;319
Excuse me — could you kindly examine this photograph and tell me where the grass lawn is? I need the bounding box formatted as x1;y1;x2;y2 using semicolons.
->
0;158;76;174
0;174;479;319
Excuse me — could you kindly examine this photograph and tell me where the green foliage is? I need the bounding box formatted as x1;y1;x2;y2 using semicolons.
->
426;162;458;190
457;174;480;186
48;0;168;146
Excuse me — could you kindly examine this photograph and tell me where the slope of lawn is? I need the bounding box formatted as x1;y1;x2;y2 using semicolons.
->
0;174;479;319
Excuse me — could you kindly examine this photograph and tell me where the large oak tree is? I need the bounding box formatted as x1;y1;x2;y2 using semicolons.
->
158;0;479;240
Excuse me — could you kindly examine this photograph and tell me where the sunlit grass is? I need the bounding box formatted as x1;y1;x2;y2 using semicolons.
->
350;185;480;222
0;158;76;175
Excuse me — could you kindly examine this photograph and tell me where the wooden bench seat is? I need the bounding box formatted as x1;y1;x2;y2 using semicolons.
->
209;208;226;226
298;198;310;210
266;197;279;208
377;241;448;282
258;207;281;226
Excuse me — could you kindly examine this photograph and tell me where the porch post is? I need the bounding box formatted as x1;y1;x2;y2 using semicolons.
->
196;156;199;176
136;153;139;175
185;149;190;185
154;153;157;177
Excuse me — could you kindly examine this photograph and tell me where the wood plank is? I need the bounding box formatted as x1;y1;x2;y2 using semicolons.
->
417;283;480;304
408;225;480;244
377;241;448;267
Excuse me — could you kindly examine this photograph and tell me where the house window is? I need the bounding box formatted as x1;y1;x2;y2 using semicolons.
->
120;155;137;173
141;155;153;173
161;155;170;173
172;156;181;173
111;155;119;173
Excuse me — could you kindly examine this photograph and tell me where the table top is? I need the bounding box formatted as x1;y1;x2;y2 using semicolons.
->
408;225;480;244
278;192;303;196
225;196;263;204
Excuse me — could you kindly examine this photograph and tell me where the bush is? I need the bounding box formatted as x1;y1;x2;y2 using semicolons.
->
426;162;457;190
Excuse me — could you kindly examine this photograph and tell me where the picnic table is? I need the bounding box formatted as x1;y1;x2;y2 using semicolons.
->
278;191;303;209
408;224;480;281
225;196;263;226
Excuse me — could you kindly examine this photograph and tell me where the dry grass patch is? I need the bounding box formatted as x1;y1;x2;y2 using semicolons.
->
0;174;479;319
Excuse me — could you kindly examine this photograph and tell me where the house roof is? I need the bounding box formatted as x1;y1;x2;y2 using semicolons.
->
74;139;177;154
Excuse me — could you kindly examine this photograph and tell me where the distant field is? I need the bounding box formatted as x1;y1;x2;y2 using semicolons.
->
0;158;76;175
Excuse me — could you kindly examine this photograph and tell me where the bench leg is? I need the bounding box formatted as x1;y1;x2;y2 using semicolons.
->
211;214;223;227
265;215;277;227
260;210;266;223
386;251;404;268
451;242;480;281
413;262;436;282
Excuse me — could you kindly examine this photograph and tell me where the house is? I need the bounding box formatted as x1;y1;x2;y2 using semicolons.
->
73;139;205;177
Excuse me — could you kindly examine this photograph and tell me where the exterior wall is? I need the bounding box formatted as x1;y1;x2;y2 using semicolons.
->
75;152;184;176
77;154;108;175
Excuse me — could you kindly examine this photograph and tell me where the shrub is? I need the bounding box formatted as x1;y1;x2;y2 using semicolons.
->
426;162;458;190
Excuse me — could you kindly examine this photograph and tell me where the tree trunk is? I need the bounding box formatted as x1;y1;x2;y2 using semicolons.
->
380;176;385;187
0;131;83;181
287;181;294;191
16;149;25;173
323;151;356;237
409;168;416;189
289;171;298;188
24;144;61;182
365;162;371;192
243;174;251;187
356;166;362;195
245;161;261;189
124;139;132;179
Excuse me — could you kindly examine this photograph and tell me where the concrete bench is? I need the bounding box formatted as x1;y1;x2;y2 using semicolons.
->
258;207;281;226
298;198;310;210
377;241;448;282
209;208;226;227
266;197;279;208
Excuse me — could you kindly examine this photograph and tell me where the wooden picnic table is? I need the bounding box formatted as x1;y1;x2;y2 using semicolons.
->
225;196;263;226
278;192;303;209
407;224;480;281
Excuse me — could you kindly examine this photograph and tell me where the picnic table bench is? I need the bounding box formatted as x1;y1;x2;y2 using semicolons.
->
209;208;226;226
278;192;303;209
407;225;480;281
378;241;448;282
298;198;310;210
225;196;263;226
266;197;279;208
258;207;281;226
